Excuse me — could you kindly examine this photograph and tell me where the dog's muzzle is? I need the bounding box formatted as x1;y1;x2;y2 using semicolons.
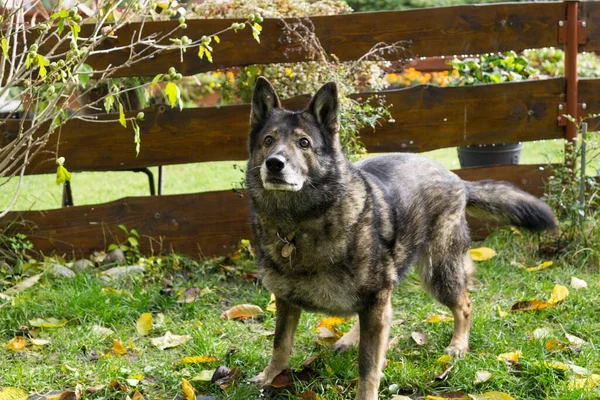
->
261;156;304;192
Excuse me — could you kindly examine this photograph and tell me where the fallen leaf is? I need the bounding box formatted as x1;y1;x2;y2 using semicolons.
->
45;389;79;400
392;397;413;400
151;331;191;350
547;284;568;304
570;277;588;290
29;317;68;328
192;369;216;381
126;379;140;387
469;247;497;261
92;325;114;337
411;331;427;345
426;392;468;399
182;378;196;400
424;314;453;323
510;261;526;269
271;367;318;388
435;364;454;381
0;387;28;400
545;339;566;352
131;390;144;400
532;327;552;339
567;374;600;390
211;366;241;389
469;392;516;400
565;333;586;346
109;380;129;391
136;313;153;336
544;360;569;371
84;384;106;394
180;355;218;364
496;351;522;364
266;293;276;313
298;391;319;400
526;261;553;272
317;316;347;329
30;338;51;346
5;336;27;351
177;287;209;303
220;304;263;320
111;339;128;355
3;273;43;295
511;300;553;311
496;305;508;318
474;370;492;384
101;288;133;298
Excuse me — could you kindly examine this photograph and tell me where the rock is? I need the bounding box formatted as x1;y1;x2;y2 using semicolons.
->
100;265;145;281
71;259;94;272
102;249;126;266
48;263;76;278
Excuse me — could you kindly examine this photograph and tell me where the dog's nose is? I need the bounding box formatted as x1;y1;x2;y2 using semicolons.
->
265;155;285;173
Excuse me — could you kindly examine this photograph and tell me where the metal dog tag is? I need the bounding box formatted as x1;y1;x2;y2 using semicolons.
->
281;243;294;258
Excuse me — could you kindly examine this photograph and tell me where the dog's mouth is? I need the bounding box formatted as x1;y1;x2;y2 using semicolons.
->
263;177;302;192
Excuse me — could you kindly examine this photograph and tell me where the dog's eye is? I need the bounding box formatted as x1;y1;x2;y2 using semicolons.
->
264;135;274;146
298;138;310;149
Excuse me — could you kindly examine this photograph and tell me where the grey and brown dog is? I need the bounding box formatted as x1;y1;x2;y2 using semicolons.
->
246;77;556;399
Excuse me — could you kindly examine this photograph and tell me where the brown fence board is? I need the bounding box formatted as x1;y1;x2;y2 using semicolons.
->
66;2;565;78
10;79;566;176
581;2;600;52
579;78;600;121
4;164;552;257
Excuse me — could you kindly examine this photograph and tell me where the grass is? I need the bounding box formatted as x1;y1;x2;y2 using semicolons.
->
1;230;599;399
0;140;563;211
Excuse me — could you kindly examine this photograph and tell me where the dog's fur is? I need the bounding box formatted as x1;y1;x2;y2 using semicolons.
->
246;77;557;399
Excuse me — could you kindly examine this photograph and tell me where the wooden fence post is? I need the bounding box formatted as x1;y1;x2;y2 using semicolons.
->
562;0;582;165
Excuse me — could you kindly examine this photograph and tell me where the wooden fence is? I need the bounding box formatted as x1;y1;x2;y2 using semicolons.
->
4;1;600;258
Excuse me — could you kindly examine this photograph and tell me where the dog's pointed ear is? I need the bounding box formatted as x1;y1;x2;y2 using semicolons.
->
251;77;281;129
308;82;339;134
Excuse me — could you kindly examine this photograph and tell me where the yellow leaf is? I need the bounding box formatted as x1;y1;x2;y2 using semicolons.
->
526;261;553;272
182;378;196;400
266;293;277;313
111;339;128;355
214;35;220;43
0;387;28;400
5;336;27;351
424;314;453;323
29;338;51;346
437;355;452;364
3;273;42;295
151;331;191;350
545;360;569;371
496;351;522;363
29;317;68;328
165;82;179;108
180;355;218;364
192;369;216;381
496;305;508;318
474;370;492;384
317;316;347;329
567;374;600;390
101;288;133;298
220;304;263;320
1;37;8;57
56;164;72;185
118;103;127;128
547;284;568;304
469;392;516;400
545;339;566;352
469;247;497;261
136;313;153;336
37;54;49;79
510;261;526;269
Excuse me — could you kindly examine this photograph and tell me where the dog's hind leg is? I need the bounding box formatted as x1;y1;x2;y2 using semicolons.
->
249;297;301;386
355;289;392;400
332;319;359;352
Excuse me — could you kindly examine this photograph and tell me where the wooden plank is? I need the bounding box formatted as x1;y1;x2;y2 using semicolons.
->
579;78;600;124
42;3;565;78
8;79;566;175
3;164;552;257
581;2;600;52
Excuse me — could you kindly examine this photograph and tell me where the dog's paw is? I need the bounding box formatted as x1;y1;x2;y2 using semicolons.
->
445;344;469;357
249;365;286;386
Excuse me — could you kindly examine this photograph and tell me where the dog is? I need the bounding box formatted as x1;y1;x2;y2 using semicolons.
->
246;76;557;399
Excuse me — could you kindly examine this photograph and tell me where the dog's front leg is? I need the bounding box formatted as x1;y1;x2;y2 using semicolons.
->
356;289;392;400
250;296;301;386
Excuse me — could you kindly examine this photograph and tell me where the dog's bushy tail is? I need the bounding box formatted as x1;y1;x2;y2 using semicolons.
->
465;180;557;232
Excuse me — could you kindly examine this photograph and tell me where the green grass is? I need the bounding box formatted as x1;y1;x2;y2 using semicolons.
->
1;140;563;212
1;232;599;399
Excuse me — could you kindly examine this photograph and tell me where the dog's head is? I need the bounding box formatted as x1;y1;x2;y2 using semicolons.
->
247;77;342;195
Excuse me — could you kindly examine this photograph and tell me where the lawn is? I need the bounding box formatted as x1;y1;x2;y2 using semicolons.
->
1;229;599;399
0;140;563;212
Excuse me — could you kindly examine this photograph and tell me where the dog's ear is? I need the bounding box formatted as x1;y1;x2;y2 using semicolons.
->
308;82;339;134
251;77;281;129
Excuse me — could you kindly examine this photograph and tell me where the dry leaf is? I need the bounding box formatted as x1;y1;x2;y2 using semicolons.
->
567;374;600;390
511;300;554;311
0;387;28;400
496;351;522;364
220;304;263;320
182;378;196;400
192;369;216;381
298;391;319;400
111;339;128;355
510;261;526;269
30;338;51;346
266;293;277;313
392;397;413;400
317;316;347;328
131;390;144;400
176;287;210;303
411;331;427;345
425;392;468;399
545;339;566;352
570;277;588;290
180;355;218;364
3;273;43;295
469;392;516;400
526;261;553;272
544;360;569;371
496;305;508;318
474;370;492;384
424;314;453;323
270;367;318;389
547;284;568;304
211;366;242;389
136;313;153;336
29;317;68;328
435;364;454;381
469;247;497;261
101;288;133;298
565;333;586;346
5;336;27;351
151;331;191;350
532;327;552;339
92;325;114;337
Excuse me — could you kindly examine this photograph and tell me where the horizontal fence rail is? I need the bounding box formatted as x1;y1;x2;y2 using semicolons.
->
4;164;554;257
39;2;570;78
5;78;571;176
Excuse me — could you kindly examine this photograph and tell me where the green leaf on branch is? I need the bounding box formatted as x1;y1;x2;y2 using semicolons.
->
37;54;49;79
251;23;262;43
165;82;180;108
151;74;163;89
71;23;81;42
214;35;220;44
56;157;72;185
133;121;141;156
104;95;115;113
76;63;93;87
57;19;65;36
118;103;127;128
1;37;8;57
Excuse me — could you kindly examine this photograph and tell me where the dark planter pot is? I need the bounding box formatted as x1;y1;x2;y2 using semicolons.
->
457;143;523;168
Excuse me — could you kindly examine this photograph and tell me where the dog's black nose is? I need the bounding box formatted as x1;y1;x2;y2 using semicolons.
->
266;155;285;172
